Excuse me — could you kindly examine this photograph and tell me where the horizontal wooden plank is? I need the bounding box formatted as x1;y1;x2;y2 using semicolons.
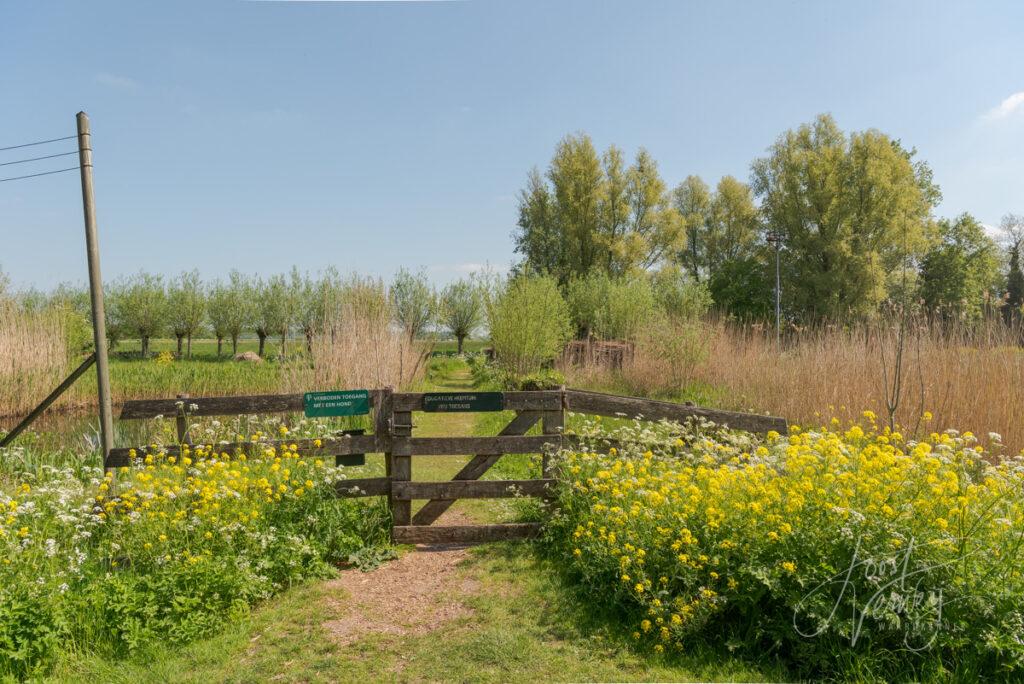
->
120;390;386;420
405;435;559;456
334;477;391;497
393;523;542;544
105;434;382;468
564;389;787;434
392;391;561;412
393;478;555;500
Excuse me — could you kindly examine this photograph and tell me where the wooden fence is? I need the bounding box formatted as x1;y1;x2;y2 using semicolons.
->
109;388;786;544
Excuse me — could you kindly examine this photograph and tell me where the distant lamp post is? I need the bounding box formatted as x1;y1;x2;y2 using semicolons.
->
766;230;783;349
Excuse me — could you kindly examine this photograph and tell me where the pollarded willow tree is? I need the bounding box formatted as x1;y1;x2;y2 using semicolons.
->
390;268;435;342
207;270;252;357
438;278;482;354
114;272;167;358
293;266;342;355
751;113;940;321
514;134;686;285
253;275;292;359
167;270;206;358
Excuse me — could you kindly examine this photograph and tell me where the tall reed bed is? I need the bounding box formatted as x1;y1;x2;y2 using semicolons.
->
0;301;68;418
287;277;429;392
563;318;1024;452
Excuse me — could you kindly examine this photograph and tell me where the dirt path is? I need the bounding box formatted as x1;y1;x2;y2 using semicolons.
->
321;509;477;646
321;361;487;646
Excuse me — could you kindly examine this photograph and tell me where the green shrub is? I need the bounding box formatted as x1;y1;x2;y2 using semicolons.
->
486;275;572;378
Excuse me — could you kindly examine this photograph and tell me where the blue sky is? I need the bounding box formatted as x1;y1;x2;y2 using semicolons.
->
2;0;1023;290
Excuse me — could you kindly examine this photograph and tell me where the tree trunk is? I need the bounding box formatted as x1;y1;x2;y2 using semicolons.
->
187;334;193;358
216;337;223;357
457;335;465;354
257;333;266;358
280;332;287;359
176;335;184;357
232;335;239;356
142;335;150;358
306;331;313;356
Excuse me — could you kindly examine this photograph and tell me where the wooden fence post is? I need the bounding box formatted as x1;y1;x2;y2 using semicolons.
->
389;402;412;532
541;388;566;478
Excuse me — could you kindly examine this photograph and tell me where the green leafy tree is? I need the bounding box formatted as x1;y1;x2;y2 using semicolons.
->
1006;245;1024;327
117;272;167;357
1002;214;1024;327
439;279;483;353
919;214;1001;323
708;255;775;320
486;275;572;377
390;268;435;342
672;176;712;281
167;270;206;357
208;271;251;356
751;114;939;321
705;176;761;274
514;134;685;283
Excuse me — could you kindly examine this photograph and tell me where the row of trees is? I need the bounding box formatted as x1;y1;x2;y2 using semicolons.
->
515;115;1024;326
29;268;488;359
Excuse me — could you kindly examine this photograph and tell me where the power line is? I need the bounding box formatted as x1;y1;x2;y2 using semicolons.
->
0;150;78;167
0;166;80;183
0;135;76;152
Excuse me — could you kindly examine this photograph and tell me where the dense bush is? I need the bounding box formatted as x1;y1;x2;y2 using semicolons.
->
0;417;390;678
567;273;656;341
486;275;572;378
545;416;1024;679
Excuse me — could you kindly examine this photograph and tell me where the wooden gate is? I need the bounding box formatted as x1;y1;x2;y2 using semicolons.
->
107;388;785;545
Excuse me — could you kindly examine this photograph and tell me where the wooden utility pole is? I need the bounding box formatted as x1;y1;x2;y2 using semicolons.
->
76;112;114;458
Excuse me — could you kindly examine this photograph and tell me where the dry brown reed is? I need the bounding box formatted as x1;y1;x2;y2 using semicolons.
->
0;301;68;417
563;318;1024;453
287;295;429;393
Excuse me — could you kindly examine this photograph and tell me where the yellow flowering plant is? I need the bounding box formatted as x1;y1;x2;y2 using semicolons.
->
0;416;390;679
545;416;1024;679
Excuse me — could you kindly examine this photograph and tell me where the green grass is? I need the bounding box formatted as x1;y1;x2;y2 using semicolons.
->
50;543;784;683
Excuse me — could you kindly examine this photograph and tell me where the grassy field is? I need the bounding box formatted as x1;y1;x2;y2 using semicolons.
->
2;336;491;422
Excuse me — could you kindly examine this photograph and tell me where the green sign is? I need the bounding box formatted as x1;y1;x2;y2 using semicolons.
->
303;390;370;418
422;392;504;413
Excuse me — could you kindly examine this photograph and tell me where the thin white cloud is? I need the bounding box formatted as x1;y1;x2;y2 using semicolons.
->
95;72;139;89
428;262;487;276
982;91;1024;122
